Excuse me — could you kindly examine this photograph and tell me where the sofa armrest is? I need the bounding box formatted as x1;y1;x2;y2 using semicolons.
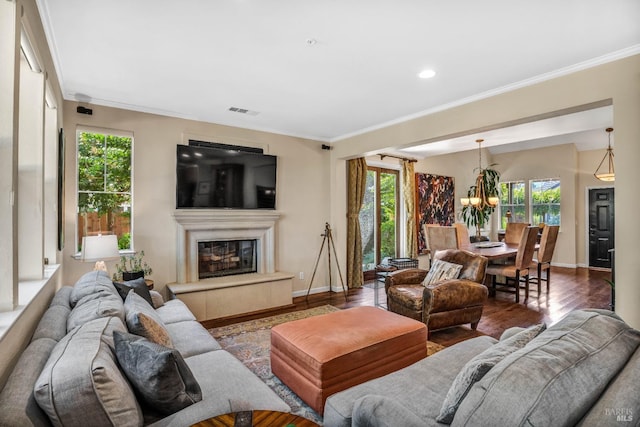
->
423;279;488;313
384;268;427;294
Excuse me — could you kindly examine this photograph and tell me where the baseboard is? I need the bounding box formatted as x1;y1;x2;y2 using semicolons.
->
292;285;330;298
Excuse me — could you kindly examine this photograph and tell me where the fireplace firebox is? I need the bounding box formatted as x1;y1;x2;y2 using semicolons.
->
198;239;257;279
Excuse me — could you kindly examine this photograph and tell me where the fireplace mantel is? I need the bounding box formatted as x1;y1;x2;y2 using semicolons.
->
173;209;282;284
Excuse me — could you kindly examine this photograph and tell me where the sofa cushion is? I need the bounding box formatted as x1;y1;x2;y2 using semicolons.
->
437;323;545;424
424;259;462;286
125;291;173;348
67;291;125;333
453;309;640;427
165;321;222;357
156;299;197;324
352;395;427;427
578;345;640;426
114;331;202;415
323;335;497;427
113;277;154;307
147;350;289;427
69;270;119;307
0;338;57;427
34;316;143;427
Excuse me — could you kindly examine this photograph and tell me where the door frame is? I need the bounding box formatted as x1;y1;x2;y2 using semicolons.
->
584;185;614;269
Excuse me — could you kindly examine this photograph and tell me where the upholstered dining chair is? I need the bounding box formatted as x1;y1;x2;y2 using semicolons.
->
423;225;457;262
503;222;531;244
454;222;471;249
529;225;559;293
385;249;488;333
486;226;538;303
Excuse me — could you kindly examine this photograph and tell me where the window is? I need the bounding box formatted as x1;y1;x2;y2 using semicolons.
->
360;167;399;272
77;130;132;252
499;178;561;228
499;181;525;229
531;178;561;226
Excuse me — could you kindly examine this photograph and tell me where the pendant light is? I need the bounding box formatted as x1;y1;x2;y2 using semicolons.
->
594;127;615;182
460;139;499;208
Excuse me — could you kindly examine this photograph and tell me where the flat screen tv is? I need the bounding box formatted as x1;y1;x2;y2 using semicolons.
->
176;144;277;209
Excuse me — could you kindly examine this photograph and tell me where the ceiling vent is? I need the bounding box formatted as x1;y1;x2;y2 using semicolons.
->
228;107;259;116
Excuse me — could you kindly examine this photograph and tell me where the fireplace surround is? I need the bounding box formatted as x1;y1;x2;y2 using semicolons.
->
170;209;293;321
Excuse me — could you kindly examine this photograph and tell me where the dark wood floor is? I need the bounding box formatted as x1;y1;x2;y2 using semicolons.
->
206;267;613;348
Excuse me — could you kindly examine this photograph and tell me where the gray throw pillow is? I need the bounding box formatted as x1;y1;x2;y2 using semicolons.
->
437;323;546;424
424;259;462;286
124;291;173;348
113;277;153;307
113;331;202;415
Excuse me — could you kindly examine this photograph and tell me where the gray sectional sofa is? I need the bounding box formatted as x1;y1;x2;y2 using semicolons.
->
0;270;289;426
324;309;640;427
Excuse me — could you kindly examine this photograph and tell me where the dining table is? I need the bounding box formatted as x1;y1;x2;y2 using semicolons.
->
460;241;521;261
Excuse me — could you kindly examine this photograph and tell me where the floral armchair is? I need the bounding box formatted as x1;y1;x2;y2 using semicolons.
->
385;249;489;333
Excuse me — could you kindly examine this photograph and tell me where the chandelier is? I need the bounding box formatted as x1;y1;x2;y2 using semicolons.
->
460;139;499;208
594;127;615;182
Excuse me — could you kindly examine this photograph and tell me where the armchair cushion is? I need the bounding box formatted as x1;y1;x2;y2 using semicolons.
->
424;259;462;286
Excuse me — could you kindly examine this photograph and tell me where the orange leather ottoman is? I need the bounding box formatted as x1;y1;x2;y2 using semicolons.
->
270;306;427;415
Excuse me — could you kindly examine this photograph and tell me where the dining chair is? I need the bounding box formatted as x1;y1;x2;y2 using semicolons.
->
486;226;538;303
423;225;457;262
529;225;560;293
504;222;531;245
454;222;471;249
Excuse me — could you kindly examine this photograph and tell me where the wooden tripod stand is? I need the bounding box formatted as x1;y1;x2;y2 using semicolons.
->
305;222;347;301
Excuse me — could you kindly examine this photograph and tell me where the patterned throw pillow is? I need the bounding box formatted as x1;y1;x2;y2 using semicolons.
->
423;259;462;286
436;323;547;424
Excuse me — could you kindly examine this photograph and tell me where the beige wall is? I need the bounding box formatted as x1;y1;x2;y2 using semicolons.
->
493;144;578;267
61;103;331;297
330;55;640;328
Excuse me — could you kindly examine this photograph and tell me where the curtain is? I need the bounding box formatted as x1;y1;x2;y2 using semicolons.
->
402;160;418;259
346;158;367;288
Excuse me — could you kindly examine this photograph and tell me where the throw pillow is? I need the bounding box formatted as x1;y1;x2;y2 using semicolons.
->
124;291;173;348
113;277;153;307
436;323;546;424
34;317;143;426
149;290;165;308
113;331;202;415
424;259;462;286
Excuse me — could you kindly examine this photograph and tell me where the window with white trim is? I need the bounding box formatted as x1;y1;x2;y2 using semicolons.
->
499;178;561;228
77;129;133;252
499;181;526;229
531;178;561;226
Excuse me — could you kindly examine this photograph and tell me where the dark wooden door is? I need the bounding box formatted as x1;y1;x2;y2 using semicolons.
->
589;188;615;268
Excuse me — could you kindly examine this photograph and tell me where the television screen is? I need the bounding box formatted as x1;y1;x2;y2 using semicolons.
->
176;144;277;209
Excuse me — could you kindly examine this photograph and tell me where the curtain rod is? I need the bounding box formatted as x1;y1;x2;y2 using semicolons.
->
378;153;417;163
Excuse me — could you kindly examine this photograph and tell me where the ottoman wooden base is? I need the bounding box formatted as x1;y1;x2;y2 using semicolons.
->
270;306;427;415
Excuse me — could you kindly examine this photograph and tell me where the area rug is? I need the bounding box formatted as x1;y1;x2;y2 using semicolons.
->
208;305;445;425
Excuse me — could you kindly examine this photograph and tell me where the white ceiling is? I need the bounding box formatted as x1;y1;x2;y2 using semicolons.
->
36;1;640;148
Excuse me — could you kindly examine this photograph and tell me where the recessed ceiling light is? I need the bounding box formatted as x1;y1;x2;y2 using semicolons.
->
418;69;436;79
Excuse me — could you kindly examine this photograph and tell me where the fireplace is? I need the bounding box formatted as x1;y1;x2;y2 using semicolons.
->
173;209;281;283
198;239;257;279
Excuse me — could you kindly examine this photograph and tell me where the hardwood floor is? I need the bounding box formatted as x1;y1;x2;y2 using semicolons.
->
205;267;613;348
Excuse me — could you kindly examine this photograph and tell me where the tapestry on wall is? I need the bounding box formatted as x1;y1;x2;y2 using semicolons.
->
415;173;455;254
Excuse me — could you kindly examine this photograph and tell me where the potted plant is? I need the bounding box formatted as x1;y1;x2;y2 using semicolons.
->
113;250;153;281
461;166;501;239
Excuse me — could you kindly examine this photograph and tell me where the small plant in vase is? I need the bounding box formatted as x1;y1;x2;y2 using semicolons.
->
113;250;152;281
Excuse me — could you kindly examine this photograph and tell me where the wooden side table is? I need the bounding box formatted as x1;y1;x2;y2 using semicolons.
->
192;410;318;427
144;279;154;290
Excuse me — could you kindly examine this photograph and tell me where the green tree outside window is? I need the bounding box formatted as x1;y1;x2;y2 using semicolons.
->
77;131;132;251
